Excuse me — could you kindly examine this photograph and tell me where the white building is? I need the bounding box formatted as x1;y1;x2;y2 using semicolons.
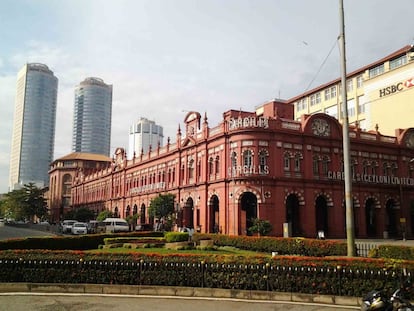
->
128;118;163;159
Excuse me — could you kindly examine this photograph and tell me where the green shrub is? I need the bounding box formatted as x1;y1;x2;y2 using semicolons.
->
164;232;188;243
369;245;414;260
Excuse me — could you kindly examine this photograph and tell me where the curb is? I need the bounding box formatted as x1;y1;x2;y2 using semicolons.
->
0;282;361;308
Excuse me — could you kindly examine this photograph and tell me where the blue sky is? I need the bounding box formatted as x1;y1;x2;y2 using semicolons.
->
0;0;413;193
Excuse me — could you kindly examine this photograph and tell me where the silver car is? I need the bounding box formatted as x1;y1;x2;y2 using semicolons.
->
71;222;88;235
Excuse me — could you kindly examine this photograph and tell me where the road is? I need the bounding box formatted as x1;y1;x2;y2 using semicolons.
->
0;223;57;240
0;293;359;311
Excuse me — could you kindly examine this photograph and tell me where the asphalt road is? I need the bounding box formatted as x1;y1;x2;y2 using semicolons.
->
0;293;359;311
0;223;56;240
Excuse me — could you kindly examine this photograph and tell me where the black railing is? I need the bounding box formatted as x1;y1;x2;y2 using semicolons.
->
0;258;411;298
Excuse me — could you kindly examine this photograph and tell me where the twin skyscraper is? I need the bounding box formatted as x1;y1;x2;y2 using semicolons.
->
8;63;112;191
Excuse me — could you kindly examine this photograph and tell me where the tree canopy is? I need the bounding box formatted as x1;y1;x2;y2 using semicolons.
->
148;193;175;220
2;183;48;221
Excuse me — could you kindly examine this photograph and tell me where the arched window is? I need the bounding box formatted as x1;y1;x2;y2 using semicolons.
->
390;162;398;177
259;149;268;172
351;158;358;176
243;150;253;168
294;153;302;172
313;155;320;175
382;162;389;176
215;156;220;175
208;157;214;176
188;158;194;180
371;161;378;175
231;151;237;168
322;155;330;175
362;160;369;175
197;160;202;181
284;152;291;171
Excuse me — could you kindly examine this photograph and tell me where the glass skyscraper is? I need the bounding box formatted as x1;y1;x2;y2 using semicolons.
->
72;77;112;156
9;63;58;191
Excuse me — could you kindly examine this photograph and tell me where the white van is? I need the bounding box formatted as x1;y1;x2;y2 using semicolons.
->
103;218;129;233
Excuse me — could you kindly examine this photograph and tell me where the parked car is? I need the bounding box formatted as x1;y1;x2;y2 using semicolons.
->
71;222;88;235
87;220;106;234
62;220;77;233
103;218;129;233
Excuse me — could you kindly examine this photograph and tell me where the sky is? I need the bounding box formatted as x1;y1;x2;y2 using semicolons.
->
0;0;413;194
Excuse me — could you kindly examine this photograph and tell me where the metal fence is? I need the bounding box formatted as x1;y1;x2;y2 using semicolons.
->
0;258;411;298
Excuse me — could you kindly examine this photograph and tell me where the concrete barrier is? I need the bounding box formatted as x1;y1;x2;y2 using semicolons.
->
0;282;361;307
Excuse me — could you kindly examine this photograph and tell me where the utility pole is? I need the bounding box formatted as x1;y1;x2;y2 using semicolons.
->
339;0;356;256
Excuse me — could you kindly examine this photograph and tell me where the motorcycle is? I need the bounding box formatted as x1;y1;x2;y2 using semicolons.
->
361;288;413;311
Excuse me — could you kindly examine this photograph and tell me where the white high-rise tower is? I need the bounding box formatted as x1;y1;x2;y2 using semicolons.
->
128;118;163;159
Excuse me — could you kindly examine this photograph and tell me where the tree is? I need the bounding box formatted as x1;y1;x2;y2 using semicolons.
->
96;210;113;221
65;207;95;222
3;183;48;221
248;218;273;236
148;193;175;230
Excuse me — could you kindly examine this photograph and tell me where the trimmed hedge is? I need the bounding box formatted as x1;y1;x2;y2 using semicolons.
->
164;232;189;243
0;231;164;251
193;234;348;257
369;244;414;260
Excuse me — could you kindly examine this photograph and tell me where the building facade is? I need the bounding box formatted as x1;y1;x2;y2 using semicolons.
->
72;77;112;156
69;100;414;239
290;45;414;136
48;152;112;222
128;117;164;159
9;63;58;191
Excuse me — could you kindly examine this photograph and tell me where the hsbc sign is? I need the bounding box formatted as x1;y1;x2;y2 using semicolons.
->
379;78;414;97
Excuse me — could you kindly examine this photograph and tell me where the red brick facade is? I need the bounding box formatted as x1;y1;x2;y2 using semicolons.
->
67;100;414;239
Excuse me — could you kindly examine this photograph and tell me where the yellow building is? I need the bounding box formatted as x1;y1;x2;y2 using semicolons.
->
289;45;414;136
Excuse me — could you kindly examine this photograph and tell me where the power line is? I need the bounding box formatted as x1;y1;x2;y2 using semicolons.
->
304;38;339;93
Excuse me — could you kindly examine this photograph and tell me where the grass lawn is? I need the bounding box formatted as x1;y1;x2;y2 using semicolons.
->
87;245;270;257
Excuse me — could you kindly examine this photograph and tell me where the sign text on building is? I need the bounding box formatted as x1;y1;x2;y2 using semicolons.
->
228;116;269;130
228;165;269;177
328;171;414;186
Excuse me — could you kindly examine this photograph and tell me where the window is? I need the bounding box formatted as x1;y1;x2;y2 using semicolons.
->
346;79;353;92
358;96;365;114
208;157;214;176
382;162;389;176
284;152;291;171
324;86;336;100
324;105;338;119
259;149;268;172
390;55;407;70
231;151;237;168
243;150;253;168
230;151;237;177
215;156;220;175
369;64;384;78
347;99;356;117
188;159;194;180
356;75;363;88
313;155;319;175
296;99;307;111
322;156;330;175
362;160;369;175
294;153;302;172
310;93;321;106
390;163;398;177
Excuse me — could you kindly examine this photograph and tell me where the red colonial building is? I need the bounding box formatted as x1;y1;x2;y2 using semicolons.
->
68;100;414;239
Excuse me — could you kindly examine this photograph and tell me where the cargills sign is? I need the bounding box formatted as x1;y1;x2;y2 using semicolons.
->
328;171;414;186
228;116;269;130
228;165;269;177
